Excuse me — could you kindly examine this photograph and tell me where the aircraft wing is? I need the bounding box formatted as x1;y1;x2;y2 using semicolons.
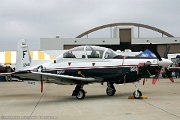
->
0;72;12;76
11;70;103;85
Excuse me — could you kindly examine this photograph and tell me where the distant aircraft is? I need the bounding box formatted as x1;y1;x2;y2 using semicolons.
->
0;49;55;73
1;39;173;99
166;56;180;78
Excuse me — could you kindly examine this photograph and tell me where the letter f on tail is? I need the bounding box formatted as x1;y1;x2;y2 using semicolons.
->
16;39;31;71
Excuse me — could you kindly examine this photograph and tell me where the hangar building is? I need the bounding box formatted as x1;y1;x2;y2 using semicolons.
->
40;23;180;56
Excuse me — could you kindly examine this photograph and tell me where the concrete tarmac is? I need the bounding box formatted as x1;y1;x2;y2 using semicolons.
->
0;78;180;120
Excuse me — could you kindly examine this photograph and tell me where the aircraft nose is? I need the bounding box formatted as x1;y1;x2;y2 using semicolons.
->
158;58;173;67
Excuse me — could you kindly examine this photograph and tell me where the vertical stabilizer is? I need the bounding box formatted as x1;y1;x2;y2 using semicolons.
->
16;39;31;71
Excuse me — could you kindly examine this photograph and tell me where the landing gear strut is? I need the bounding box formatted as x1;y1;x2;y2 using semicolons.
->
106;82;116;96
133;82;142;99
72;84;86;100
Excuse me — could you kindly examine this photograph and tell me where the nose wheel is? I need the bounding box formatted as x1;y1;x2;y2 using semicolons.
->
133;90;142;99
133;82;142;99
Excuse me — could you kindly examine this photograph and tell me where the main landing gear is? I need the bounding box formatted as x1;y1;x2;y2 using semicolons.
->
106;82;116;96
72;82;142;100
106;81;142;99
72;84;86;100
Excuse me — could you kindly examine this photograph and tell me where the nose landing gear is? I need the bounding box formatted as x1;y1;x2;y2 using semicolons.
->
133;82;142;99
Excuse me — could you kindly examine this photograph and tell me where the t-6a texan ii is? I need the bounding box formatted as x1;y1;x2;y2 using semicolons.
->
1;39;173;100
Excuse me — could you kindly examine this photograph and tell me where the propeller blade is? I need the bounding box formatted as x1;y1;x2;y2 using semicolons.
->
152;78;158;85
164;67;174;82
162;44;171;58
143;78;146;85
169;77;174;82
152;67;161;85
149;43;162;61
165;67;173;78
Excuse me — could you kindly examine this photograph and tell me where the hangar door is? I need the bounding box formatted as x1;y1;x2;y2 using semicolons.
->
119;29;131;43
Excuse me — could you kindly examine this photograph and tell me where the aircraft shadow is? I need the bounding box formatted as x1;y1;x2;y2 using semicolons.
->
0;91;147;106
37;92;133;105
0;93;41;98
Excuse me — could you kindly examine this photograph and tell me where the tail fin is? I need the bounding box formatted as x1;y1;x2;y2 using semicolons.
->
15;39;31;71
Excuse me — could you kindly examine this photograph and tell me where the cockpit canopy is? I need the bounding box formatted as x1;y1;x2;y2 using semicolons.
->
55;46;118;62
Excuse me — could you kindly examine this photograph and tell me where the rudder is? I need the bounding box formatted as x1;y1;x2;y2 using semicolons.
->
16;39;31;71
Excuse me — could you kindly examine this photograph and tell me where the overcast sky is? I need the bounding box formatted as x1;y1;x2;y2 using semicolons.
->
0;0;179;51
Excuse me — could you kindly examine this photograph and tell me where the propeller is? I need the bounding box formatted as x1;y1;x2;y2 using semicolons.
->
149;43;163;84
162;67;174;82
138;44;162;85
141;44;173;85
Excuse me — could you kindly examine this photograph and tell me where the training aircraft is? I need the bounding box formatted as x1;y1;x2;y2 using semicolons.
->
1;39;173;99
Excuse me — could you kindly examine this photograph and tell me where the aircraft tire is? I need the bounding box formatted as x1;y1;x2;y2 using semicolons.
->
106;87;116;96
133;90;142;99
76;89;85;100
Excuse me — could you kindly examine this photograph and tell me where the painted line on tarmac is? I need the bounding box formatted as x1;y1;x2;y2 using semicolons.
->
143;101;180;119
28;83;51;120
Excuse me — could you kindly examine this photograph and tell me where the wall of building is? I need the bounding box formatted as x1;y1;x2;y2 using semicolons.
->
40;38;119;50
132;37;180;44
40;26;180;55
